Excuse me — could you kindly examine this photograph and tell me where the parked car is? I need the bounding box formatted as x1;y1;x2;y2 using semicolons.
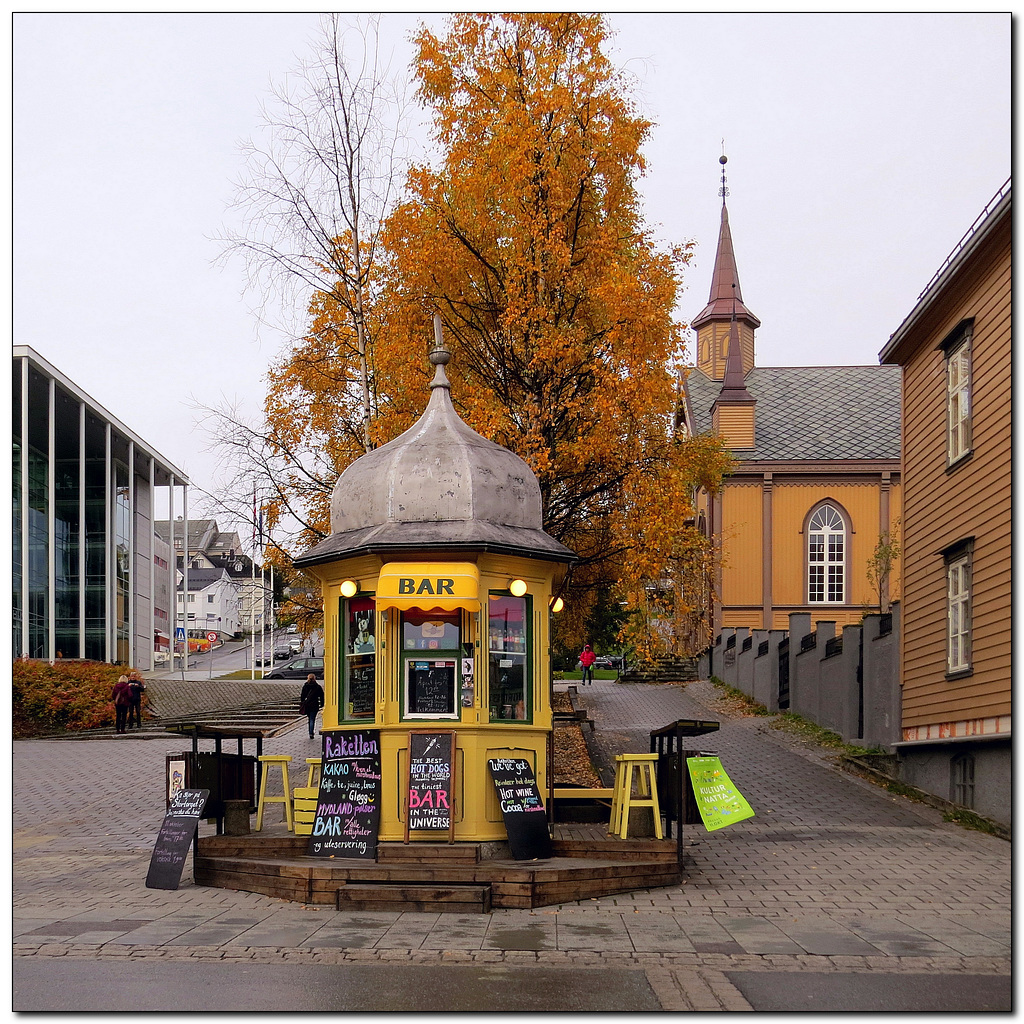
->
594;656;621;669
264;656;324;680
273;644;292;660
255;651;272;666
286;623;298;634
289;637;303;654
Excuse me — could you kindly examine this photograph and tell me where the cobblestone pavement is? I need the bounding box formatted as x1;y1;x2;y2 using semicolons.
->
13;674;1010;1011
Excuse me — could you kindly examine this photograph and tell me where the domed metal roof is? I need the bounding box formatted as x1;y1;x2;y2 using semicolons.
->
294;333;575;568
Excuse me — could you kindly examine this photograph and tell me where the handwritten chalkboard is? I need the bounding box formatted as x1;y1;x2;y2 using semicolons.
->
405;731;455;841
348;658;374;717
487;757;552;860
308;730;382;860
145;788;210;890
409;661;455;715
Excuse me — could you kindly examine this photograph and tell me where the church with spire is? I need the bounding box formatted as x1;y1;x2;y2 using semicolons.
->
680;156;902;636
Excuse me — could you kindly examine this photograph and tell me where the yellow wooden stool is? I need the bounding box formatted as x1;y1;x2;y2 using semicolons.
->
292;786;320;836
305;757;322;789
608;754;663;840
255;755;294;832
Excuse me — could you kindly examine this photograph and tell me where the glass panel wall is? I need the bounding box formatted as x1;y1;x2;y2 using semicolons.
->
26;368;49;658
54;386;81;658
114;462;130;662
13;361;22;655
83;414;107;660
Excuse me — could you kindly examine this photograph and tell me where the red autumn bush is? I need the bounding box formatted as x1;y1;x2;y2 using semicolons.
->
12;660;140;737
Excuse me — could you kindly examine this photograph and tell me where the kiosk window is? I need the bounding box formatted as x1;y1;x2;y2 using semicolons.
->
402;610;460;719
488;594;530;721
402;610;460;651
341;596;375;719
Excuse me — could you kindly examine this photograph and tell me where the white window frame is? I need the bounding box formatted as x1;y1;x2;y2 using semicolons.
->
947;552;971;674
807;503;846;604
947;338;971;463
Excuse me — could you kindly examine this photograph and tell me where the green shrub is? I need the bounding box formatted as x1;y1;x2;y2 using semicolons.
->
12;660;138;737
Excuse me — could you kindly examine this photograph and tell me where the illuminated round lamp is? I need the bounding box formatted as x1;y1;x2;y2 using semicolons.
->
340;579;360;598
508;578;528;597
549;596;564;613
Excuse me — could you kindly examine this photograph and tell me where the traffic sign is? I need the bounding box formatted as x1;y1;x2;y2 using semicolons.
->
206;631;218;643
175;627;186;642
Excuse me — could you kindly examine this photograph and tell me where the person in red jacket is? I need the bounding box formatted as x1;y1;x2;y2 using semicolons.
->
111;675;132;734
579;644;596;686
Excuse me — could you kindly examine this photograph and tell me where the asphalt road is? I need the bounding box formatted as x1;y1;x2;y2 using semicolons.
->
726;970;1012;1012
14;960;1011;1012
13;960;662;1012
166;630;323;677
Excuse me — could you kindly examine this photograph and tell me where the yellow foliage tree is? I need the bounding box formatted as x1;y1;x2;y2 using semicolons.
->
260;13;732;655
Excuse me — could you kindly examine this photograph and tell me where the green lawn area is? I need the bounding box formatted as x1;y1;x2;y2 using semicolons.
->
557;669;618;681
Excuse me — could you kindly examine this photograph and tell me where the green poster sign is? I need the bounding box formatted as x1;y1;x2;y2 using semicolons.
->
686;755;755;831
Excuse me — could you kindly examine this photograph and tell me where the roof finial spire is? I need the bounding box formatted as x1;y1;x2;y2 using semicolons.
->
719;146;729;205
429;314;451;390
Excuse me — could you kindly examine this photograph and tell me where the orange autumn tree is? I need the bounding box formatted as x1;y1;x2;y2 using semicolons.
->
371;13;730;660
259;268;431;628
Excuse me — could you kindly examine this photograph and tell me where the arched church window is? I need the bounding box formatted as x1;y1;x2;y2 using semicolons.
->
808;503;846;604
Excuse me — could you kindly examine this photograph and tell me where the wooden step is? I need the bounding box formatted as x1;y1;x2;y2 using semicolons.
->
336;882;491;913
377;843;481;864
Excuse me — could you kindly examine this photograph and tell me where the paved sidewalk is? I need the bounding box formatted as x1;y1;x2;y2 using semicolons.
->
13;675;1010;1011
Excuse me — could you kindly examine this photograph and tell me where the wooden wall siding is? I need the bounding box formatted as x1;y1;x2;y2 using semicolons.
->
700;320;755;380
721;483;762;606
888;483;903;602
770;609;865;632
897;234;1010;727
713;405;755;449
770;482;883;608
723;610;764;628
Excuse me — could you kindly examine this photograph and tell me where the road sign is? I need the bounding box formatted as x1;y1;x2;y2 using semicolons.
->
175;627;186;642
206;631;218;643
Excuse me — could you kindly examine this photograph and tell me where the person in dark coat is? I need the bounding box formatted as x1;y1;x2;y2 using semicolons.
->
300;674;325;739
111;675;132;734
579;644;597;685
127;672;146;729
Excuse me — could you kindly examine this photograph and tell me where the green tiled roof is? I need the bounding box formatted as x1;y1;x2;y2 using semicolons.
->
684;365;901;461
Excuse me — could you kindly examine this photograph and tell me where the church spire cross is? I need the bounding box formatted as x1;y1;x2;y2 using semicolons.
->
691;151;760;338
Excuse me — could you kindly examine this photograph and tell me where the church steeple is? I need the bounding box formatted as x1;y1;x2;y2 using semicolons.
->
711;290;756;449
693;154;760;380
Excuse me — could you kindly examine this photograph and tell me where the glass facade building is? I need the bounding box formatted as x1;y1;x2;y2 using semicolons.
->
13;348;188;668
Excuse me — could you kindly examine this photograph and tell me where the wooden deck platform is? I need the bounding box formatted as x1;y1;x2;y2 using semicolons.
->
195;832;683;911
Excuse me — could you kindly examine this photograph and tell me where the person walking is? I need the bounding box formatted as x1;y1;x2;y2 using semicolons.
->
127;672;146;729
300;673;325;739
111;675;132;734
579;644;596;686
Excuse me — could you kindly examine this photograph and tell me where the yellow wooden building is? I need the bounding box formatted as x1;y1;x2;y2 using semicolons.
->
293;336;575;844
680;162;902;637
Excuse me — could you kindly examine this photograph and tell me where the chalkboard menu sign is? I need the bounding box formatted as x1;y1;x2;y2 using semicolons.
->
405;730;455;842
487;757;552;860
348;660;374;718
308;730;382;860
145;788;210;890
409;660;456;716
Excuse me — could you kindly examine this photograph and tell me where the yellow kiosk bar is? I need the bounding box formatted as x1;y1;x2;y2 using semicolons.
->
294;338;575;847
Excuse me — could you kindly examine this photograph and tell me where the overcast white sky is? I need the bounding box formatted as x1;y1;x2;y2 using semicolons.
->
12;12;1010;542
